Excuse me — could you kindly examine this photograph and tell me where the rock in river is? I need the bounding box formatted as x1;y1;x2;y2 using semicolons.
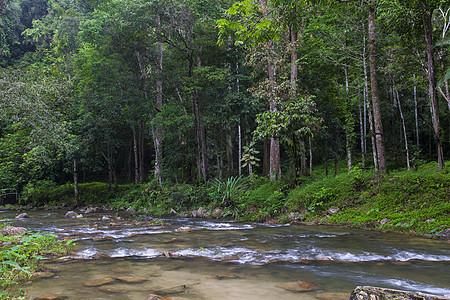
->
115;275;148;283
32;294;68;300
83;276;116;287
15;213;30;219
350;286;449;300
276;281;320;292
2;226;27;236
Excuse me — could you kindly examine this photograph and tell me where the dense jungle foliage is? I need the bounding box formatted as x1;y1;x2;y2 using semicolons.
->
0;0;449;235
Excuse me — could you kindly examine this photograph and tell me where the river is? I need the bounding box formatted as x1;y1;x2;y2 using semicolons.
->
2;210;449;299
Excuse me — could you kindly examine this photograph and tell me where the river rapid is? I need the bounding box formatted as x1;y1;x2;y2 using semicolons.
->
2;210;449;299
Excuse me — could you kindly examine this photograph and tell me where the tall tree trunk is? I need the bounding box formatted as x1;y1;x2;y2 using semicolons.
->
263;139;269;176
132;126;139;185
238;119;242;176
226;127;234;177
359;91;366;168
73;158;79;206
154;14;163;184
139;121;145;182
309;135;312;175
368;1;387;174
419;1;444;170
344;65;352;173
268;46;281;180
363;36;379;176
414;74;419;147
396;88;410;170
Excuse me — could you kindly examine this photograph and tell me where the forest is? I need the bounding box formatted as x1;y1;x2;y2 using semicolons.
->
0;0;449;214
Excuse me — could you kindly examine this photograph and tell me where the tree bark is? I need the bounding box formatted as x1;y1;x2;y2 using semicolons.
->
414;74;419;147
73;158;79;206
268;46;281;180
154;14;163;184
359;92;366;168
419;1;444;170
226;127;234;177
132;126;139;185
396;88;410;170
363;36;379;176
368;1;387;174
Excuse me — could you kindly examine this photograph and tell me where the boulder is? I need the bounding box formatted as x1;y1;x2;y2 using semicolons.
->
65;211;81;218
2;226;27;236
349;286;449;300
212;208;223;219
15;213;29;219
288;212;306;222
324;207;340;217
276;281;320;292
437;228;450;238
315;292;349;300
85;206;103;214
380;218;390;225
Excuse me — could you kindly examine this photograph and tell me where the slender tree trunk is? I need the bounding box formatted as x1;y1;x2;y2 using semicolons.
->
309;135;312;175
419;1;444;170
132;126;139;185
363;36;379;176
238;120;242;176
268;49;281;180
154;14;163;184
73;158;79;206
396;88;410;170
414;74;419;147
226;127;234;177
263;139;269;176
344;65;352;173
139;122;145;182
359;91;366;168
368;1;387;174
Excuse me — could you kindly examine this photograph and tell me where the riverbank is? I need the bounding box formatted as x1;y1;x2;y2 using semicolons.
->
5;162;449;239
0;223;75;299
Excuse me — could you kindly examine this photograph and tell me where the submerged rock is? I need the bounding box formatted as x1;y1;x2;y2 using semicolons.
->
276;281;320;292
350;286;449;300
151;285;187;295
1;226;27;236
32;294;68;300
146;295;171;300
115;275;148;283
83;276;116;287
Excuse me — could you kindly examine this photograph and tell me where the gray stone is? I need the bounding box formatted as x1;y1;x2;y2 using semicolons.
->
151;285;187;295
2;226;27;236
288;212;306;222
212;208;223;219
349;286;449;300
65;211;79;218
15;213;29;219
325;207;340;217
380;218;390;225
83;277;116;287
437;228;450;238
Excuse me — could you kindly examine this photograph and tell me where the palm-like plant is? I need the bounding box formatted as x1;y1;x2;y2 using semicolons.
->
210;176;246;206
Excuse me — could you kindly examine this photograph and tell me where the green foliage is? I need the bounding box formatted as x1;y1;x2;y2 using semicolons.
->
0;231;75;298
209;176;247;206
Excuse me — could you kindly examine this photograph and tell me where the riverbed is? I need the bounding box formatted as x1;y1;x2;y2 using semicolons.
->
2;210;449;299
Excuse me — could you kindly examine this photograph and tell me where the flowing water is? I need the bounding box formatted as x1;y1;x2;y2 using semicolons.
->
2;210;449;299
